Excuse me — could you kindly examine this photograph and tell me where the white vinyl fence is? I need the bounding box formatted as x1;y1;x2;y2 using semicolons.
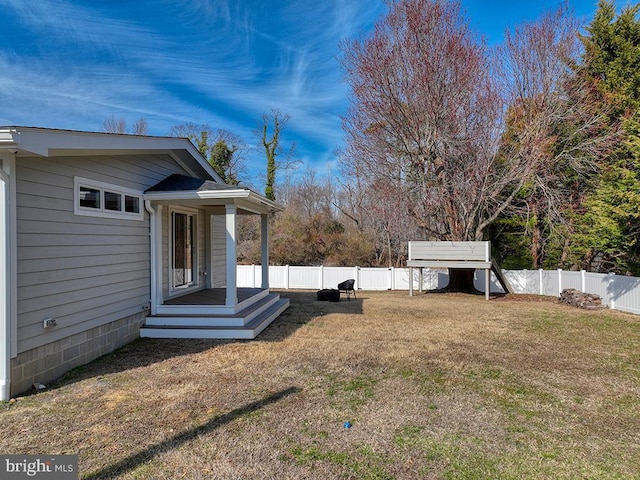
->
238;265;640;316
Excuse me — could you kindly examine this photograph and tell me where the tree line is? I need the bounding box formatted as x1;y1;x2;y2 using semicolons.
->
261;0;640;278
106;0;640;278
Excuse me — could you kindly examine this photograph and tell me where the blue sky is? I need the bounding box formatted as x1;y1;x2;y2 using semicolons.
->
0;0;620;187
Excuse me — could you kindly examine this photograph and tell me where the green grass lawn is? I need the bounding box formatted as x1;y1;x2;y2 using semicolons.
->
1;290;639;479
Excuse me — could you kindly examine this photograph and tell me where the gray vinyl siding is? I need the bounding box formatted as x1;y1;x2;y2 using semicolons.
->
16;153;189;354
211;215;226;287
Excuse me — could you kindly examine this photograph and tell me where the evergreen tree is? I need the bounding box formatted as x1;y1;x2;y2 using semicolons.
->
576;0;640;273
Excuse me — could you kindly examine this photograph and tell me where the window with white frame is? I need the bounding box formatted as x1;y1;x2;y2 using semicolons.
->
74;177;143;220
171;208;197;290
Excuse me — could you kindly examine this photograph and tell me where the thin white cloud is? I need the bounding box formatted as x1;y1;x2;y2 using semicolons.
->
0;0;385;181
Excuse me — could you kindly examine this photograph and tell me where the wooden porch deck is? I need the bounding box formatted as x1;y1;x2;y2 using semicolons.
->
163;288;266;306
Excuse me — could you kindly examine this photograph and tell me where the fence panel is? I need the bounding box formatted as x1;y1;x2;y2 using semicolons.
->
237;265;256;287
538;270;559;296
503;270;526;294
560;271;582;292
236;265;640;316
393;268;411;290
473;270;506;293
287;266;321;289
268;265;288;289
609;274;640;314
510;270;541;294
358;267;392;290
323;267;358;290
401;267;445;291
583;272;608;305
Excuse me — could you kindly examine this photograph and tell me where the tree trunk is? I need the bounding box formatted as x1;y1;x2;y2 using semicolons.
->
446;268;481;294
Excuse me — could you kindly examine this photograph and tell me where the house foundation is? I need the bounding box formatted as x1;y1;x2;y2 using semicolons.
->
9;311;146;397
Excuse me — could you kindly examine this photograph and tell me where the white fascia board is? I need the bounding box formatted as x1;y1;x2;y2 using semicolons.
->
0;129;17;143
246;192;284;212
143;190;251;201
197;190;251;200
143;190;283;213
4;127;182;155
0;129;19;152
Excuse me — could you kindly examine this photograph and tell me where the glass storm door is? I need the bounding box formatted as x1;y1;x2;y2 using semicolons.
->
172;211;195;289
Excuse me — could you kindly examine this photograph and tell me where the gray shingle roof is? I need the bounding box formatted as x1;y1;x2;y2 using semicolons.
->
145;174;241;193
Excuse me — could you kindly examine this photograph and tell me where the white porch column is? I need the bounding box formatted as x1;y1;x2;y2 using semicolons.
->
225;204;238;307
261;213;269;289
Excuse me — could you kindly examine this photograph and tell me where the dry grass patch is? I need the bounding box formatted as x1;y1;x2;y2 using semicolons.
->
1;290;639;479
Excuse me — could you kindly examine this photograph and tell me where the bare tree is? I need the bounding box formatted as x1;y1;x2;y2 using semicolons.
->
103;116;149;135
339;0;616;289
102;116;127;134
131;118;149;135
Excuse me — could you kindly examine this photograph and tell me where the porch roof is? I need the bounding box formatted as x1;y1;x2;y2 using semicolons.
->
143;173;283;214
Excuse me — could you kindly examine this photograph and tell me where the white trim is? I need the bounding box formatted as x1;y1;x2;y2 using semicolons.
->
142;190;283;212
145;201;161;315
6;157;17;359
74;176;144;221
168;206;199;294
0;160;9;400
0;154;17;400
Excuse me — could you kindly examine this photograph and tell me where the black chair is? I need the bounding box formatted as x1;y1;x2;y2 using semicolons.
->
338;279;356;300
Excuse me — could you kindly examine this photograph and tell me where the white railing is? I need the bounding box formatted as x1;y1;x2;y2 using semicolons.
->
238;265;640;316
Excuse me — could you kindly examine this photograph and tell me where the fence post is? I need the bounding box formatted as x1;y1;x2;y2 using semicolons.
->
539;269;544;296
355;266;361;290
389;267;394;290
285;265;290;290
581;270;586;292
409;267;413;295
608;272;616;310
558;268;563;297
319;265;324;290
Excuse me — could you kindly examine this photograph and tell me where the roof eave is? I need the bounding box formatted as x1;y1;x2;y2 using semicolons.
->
0;126;224;183
246;191;284;212
143;189;284;213
143;190;251;201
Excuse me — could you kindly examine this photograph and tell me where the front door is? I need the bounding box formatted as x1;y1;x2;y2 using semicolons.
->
172;210;195;289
